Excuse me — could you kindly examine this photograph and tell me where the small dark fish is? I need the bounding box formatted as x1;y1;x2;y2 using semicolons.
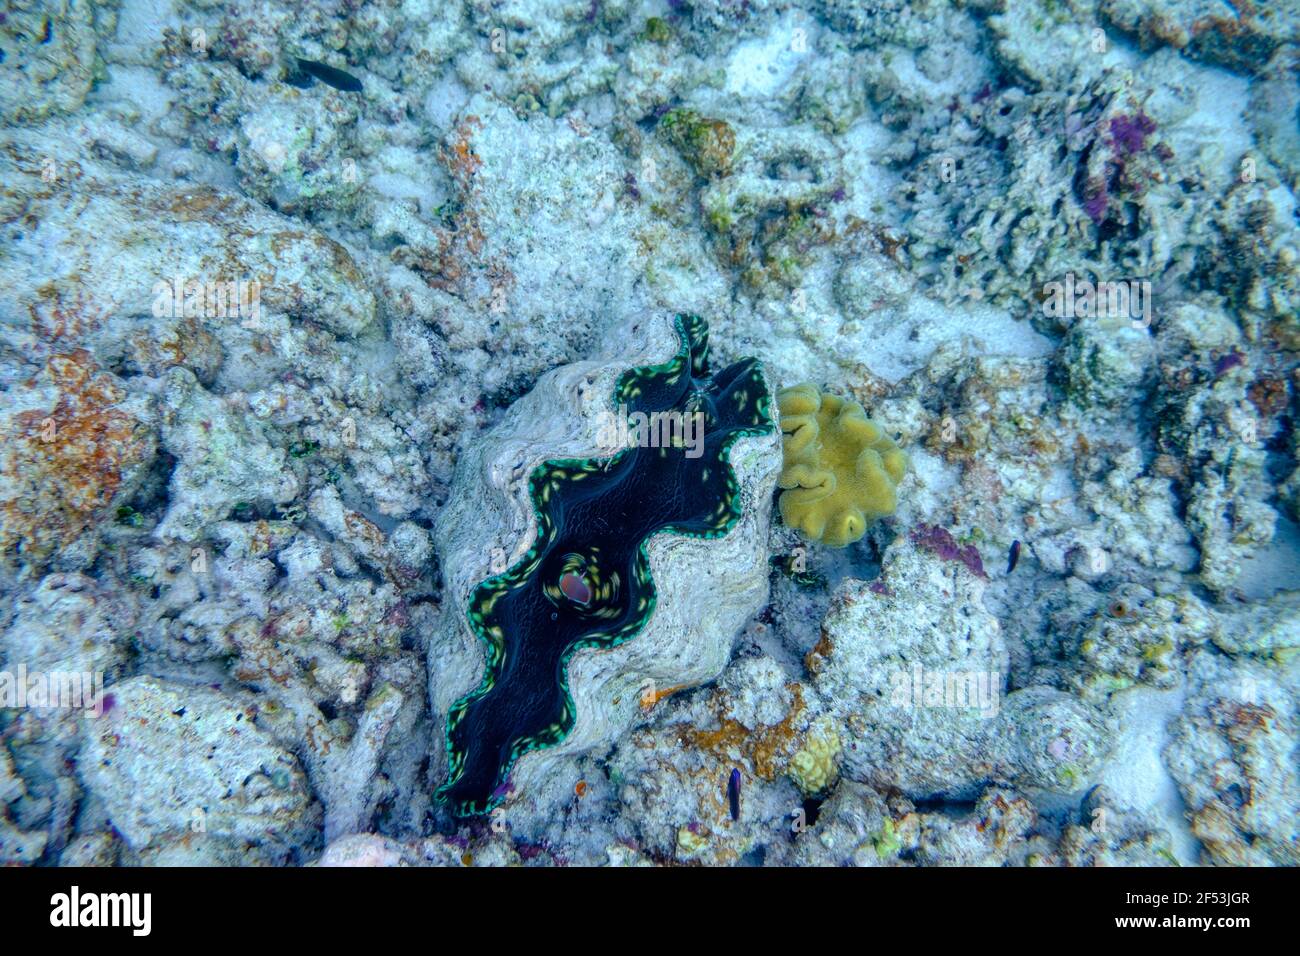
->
727;767;742;821
296;57;363;93
1213;349;1246;378
1007;539;1021;575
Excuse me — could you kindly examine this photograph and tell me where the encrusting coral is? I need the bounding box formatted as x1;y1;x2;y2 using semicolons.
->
776;384;907;547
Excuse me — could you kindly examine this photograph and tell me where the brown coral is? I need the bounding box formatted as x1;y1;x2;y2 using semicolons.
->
0;350;154;567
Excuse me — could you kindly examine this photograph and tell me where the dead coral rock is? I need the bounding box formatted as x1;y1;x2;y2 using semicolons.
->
0;350;155;571
1154;304;1278;594
913;787;1038;866
609;657;814;867
1052;785;1179;866
79;676;321;862
1164;652;1299;865
1101;0;1298;74
315;831;521;867
0;0;102;124
153;367;298;544
2;572;133;679
0;157;377;355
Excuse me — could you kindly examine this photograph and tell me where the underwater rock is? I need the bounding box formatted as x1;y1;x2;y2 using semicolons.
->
385;93;660;400
0;739;50;864
0;0;101;125
1154;303;1278;593
1248;49;1300;192
1211;590;1300;658
773;780;1050;867
1061;582;1215;700
1164;650;1299;865
1100;0;1299;74
0;156;377;350
1050;784;1179;866
811;537;1112;798
1060;313;1155;411
658;108;736;179
314;830;523;867
79;676;321;863
696;122;843;294
147;520;423;843
1;573;132;684
986;0;1113;92
153;368;299;544
236;85;363;216
773;779;902;867
448;0;624;118
0;810;47;866
427;313;780;817
911;787;1039;866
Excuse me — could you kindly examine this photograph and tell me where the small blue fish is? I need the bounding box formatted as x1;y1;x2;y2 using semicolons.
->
727;767;742;821
1007;539;1021;574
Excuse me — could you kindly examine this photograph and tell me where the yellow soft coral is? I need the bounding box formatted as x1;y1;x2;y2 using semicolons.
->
777;384;907;547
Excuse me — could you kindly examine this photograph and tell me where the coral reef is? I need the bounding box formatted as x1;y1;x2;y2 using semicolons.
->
0;0;1294;871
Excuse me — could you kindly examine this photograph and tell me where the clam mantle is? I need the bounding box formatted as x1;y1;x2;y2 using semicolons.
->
427;314;780;816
